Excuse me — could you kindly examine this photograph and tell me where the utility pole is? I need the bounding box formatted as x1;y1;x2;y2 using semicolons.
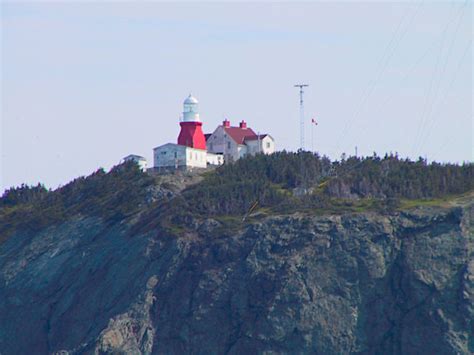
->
311;118;318;153
294;84;308;151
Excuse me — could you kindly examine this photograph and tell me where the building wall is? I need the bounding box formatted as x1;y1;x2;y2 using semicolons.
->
226;138;240;162
260;135;276;155
206;126;226;154
156;128;275;170
154;143;207;169
238;145;248;159
206;153;224;166
243;136;275;156
154;143;187;169
137;160;148;171
207;128;276;161
185;147;207;168
245;140;260;155
206;126;240;162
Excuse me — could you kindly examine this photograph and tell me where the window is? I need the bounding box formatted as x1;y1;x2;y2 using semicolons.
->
227;142;231;149
266;142;271;149
174;152;177;158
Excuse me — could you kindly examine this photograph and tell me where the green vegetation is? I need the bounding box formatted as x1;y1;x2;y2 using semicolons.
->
1;152;472;241
0;162;155;242
0;183;49;207
180;151;474;217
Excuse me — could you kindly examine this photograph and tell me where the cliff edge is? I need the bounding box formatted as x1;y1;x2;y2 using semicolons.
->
0;155;473;354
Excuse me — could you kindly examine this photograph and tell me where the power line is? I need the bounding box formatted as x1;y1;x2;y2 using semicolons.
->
411;1;468;157
369;33;447;122
428;38;472;160
334;2;422;156
414;1;469;157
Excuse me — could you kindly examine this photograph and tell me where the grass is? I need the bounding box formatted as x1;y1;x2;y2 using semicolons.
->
248;190;474;219
229;198;376;221
398;190;474;210
398;198;448;209
152;189;474;240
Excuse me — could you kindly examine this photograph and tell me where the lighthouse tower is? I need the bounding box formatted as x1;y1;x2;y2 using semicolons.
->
177;94;207;150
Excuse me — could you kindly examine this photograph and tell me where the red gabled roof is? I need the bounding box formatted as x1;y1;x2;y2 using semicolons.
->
224;126;257;144
244;134;267;142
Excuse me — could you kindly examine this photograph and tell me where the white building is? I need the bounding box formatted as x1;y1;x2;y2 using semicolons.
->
153;143;207;170
152;95;274;171
206;152;224;166
123;154;148;171
243;134;275;155
153;143;224;171
206;119;275;162
153;95;225;171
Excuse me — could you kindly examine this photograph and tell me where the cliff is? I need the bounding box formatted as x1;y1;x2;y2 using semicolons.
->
0;157;473;354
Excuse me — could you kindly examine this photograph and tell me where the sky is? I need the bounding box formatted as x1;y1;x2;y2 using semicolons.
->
1;1;472;192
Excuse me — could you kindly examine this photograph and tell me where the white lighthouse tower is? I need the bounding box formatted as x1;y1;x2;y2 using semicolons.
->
182;94;200;122
177;94;207;150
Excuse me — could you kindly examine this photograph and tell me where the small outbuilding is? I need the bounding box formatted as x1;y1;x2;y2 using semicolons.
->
122;154;148;171
153;143;207;171
151;94;275;171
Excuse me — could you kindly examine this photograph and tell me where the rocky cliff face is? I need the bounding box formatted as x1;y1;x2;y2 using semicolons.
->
0;200;472;354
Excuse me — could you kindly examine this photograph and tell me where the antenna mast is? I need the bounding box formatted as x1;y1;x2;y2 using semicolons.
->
294;84;308;150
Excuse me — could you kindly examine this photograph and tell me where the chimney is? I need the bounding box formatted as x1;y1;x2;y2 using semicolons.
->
223;119;230;127
239;120;247;129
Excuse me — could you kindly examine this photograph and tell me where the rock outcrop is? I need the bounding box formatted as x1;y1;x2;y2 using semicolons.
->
0;202;472;354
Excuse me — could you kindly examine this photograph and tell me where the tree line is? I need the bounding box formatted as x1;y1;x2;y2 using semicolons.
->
182;151;474;215
1;152;473;238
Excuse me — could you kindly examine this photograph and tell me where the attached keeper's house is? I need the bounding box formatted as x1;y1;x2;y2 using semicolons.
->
153;94;274;171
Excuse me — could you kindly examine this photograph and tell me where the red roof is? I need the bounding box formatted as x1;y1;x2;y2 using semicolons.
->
224;126;257;144
244;134;267;142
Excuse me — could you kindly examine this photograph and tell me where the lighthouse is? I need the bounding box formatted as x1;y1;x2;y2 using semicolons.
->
177;94;207;150
152;93;274;171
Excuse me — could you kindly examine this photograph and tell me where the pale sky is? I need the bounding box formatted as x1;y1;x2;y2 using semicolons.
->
1;1;472;192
